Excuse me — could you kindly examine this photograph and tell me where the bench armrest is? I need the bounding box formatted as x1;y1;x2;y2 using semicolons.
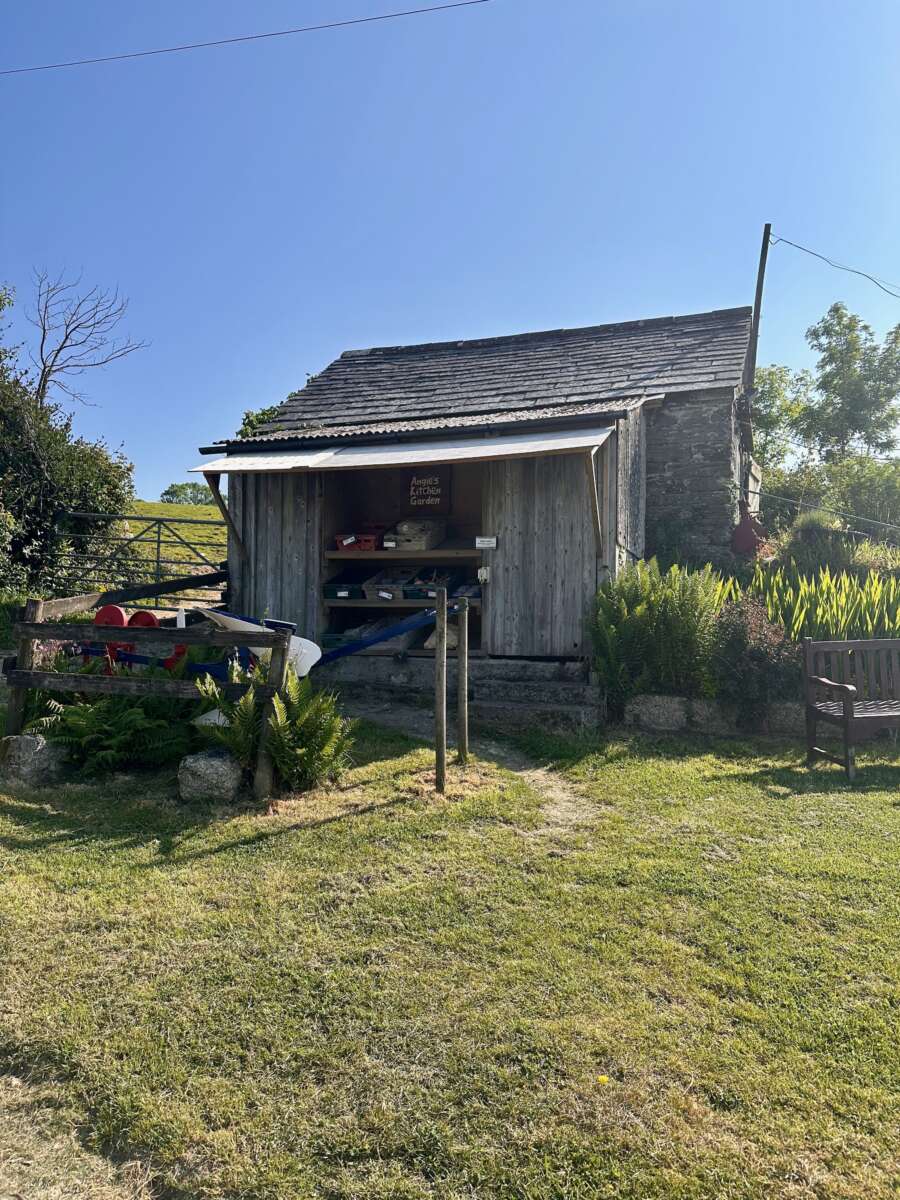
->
809;675;857;699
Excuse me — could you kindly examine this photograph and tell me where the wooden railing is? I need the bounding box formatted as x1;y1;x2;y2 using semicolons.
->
2;571;291;801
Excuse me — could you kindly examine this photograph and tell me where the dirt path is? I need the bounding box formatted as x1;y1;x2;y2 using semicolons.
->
0;1074;151;1200
343;698;596;836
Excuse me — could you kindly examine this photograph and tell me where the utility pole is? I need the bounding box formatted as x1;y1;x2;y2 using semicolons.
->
745;222;772;392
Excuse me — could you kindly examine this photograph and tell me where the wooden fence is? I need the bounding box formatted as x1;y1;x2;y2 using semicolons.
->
3;570;291;801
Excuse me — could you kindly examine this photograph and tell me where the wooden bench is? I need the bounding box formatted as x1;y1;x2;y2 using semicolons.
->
803;637;900;780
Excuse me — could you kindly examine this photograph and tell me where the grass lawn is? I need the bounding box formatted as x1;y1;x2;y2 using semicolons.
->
0;722;898;1198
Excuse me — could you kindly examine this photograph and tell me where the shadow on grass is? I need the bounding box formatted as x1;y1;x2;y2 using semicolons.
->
349;717;426;766
0;719;431;867
502;723;900;793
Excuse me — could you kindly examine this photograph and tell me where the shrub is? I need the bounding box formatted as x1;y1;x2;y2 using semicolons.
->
712;599;801;727
32;686;195;774
592;560;737;717
774;510;856;575
196;665;353;794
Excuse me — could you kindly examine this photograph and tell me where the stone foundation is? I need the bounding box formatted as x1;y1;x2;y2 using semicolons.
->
624;694;837;739
317;654;605;734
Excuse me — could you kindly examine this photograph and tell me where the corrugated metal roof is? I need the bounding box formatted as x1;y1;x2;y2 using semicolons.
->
193;424;615;474
231;397;647;445
217;306;750;448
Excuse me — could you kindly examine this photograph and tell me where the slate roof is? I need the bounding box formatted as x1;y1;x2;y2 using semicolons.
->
226;306;751;447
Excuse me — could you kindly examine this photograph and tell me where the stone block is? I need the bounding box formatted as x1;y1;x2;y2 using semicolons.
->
624;694;689;733
178;750;243;803
0;734;68;786
688;698;736;736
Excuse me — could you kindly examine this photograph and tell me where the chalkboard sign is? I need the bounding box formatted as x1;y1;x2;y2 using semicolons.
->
407;466;450;514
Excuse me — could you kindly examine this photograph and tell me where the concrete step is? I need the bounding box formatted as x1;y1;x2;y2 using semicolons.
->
470;698;603;734
471;678;601;707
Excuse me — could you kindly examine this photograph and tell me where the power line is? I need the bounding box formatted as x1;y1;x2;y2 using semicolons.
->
770;234;900;300
748;487;900;540
0;1;491;77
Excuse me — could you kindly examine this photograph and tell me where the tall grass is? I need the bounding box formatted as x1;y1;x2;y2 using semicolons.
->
750;562;900;641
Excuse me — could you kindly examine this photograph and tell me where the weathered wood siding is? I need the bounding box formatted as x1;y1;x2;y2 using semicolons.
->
482;454;600;657
616;408;646;566
227;472;322;637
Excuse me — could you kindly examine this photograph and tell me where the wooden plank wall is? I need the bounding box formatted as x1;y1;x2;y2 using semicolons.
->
616;409;646;566
483;454;598;657
226;472;322;637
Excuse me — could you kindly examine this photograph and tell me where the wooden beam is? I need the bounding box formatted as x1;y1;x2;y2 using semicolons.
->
204;472;246;561
584;447;603;556
4;598;44;736
456;596;469;766
435;587;447;793
6;669;275;701
252;629;292;804
13;622;283;649
37;572;228;617
95;570;228;605
41;593;104;618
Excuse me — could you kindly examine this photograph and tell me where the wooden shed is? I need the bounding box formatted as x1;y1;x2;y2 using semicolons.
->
194;307;752;666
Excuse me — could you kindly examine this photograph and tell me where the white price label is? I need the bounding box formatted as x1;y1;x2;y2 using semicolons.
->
341;535;357;546
383;539;397;548
337;590;349;598
475;536;497;549
378;590;393;600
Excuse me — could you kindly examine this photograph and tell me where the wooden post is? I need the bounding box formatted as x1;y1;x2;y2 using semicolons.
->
744;222;772;392
252;629;292;804
435;588;447;793
4;598;45;737
456;597;469;765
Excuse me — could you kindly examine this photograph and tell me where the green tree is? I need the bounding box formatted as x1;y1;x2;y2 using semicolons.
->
793;302;900;460
160;481;214;505
0;285;136;592
752;365;813;469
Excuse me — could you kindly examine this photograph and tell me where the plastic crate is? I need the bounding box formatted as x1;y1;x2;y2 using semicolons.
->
403;567;464;600
382;519;446;551
334;524;387;551
323;565;372;600
362;567;416;602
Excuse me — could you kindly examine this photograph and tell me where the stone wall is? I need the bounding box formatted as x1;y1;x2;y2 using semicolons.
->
643;387;741;562
623;693;838;740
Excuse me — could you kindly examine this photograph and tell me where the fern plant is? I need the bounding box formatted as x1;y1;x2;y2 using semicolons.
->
31;692;193;773
195;669;262;769
195;665;353;793
267;672;353;793
592;559;736;716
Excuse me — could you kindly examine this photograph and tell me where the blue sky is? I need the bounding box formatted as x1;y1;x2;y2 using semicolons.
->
3;0;899;499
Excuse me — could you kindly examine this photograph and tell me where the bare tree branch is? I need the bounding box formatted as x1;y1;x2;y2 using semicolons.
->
27;270;147;405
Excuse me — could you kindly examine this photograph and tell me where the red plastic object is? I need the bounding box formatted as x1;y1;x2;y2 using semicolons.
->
334;524;387;551
127;610;159;628
94;605;127;627
162;645;187;671
90;605;128;671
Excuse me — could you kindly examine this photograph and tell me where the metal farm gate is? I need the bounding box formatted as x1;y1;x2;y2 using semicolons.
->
52;510;228;609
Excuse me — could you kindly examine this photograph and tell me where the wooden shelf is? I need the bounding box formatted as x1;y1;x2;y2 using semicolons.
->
325;541;481;561
324;597;481;609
